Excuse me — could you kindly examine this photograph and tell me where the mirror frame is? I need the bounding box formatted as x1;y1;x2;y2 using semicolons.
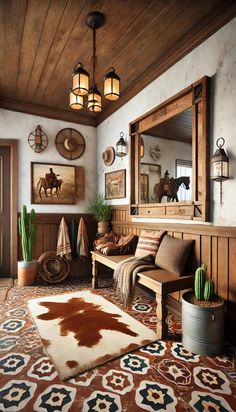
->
130;76;210;221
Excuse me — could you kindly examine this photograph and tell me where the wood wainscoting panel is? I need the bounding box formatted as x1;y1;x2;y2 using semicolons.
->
217;237;229;302
111;204;236;344
228;238;236;340
18;213;97;280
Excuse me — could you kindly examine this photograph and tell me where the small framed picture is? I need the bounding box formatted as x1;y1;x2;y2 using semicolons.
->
105;169;126;200
31;162;76;204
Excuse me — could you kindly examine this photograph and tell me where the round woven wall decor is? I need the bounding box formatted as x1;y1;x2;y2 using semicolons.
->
38;251;70;283
55;128;85;160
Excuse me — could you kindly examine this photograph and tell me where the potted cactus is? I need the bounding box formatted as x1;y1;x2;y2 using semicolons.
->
18;205;37;286
182;263;224;355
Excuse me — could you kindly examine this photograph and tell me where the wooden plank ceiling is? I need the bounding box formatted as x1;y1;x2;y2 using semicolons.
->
142;108;192;144
0;0;236;126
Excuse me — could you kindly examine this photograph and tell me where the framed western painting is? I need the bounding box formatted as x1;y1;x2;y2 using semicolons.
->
105;169;126;200
140;173;149;203
31;162;76;204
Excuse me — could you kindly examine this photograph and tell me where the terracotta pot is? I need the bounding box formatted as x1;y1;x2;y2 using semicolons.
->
97;221;109;235
17;260;38;286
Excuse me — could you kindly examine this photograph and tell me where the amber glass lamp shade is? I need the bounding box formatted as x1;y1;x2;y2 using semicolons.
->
87;88;102;112
72;63;89;96
104;68;120;101
140;137;145;158
69;90;83;110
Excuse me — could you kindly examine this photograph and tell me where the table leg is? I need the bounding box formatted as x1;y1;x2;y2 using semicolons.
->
155;293;168;339
92;259;99;289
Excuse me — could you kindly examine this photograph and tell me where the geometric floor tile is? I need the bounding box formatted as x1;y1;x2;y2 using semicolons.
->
120;353;150;374
82;390;122;412
171;342;201;362
0;379;37;411
189;391;234;412
102;369;134;394
0;336;18;351
132;302;153;313
0;319;26;333
0;352;30;375
193;366;231;394
0;282;235;412
135;380;177;411
33;384;76;412
141;340;167;356
156;359;192;386
27;357;57;381
7;308;28;318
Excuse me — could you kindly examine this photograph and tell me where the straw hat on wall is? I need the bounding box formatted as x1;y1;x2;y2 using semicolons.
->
102;146;115;166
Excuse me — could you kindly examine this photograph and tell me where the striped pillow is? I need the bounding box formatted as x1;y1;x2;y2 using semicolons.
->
135;230;166;259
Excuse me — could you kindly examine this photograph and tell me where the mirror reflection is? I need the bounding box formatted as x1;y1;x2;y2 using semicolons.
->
139;107;192;204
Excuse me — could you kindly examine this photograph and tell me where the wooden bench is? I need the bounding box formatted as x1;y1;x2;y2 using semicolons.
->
91;251;194;339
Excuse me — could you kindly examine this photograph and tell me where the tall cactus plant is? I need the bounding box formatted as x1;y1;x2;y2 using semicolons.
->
19;205;36;262
204;279;214;301
194;264;206;300
194;263;215;301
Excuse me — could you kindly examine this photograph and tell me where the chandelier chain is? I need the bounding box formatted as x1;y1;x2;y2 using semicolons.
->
69;11;120;112
92;27;96;87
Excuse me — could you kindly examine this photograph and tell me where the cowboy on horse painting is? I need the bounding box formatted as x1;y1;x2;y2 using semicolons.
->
45;168;59;188
154;170;190;203
37;168;62;199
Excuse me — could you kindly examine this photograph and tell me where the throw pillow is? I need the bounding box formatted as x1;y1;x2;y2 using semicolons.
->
135;230;166;259
104;235;138;256
155;234;193;276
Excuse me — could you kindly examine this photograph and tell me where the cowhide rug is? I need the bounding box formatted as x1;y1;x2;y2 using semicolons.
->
28;290;157;380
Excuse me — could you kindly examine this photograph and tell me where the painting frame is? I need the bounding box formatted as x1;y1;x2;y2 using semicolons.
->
140;173;149;203
105;169;126;200
31;162;76;205
140;163;161;203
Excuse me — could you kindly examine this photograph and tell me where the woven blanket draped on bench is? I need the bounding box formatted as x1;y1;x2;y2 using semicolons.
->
113;256;157;306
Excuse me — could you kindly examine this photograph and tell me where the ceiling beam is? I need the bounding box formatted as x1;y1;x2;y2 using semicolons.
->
0;96;96;127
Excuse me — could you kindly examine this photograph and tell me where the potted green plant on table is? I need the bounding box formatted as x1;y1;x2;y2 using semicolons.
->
89;194;112;235
18;205;37;286
182;264;224;356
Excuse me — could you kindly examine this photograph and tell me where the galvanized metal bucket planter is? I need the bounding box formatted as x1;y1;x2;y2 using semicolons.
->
182;291;224;356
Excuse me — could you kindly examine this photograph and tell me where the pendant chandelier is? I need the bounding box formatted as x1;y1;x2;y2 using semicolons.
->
69;11;120;113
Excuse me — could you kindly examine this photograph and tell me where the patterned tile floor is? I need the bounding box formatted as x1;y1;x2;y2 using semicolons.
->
0;280;235;412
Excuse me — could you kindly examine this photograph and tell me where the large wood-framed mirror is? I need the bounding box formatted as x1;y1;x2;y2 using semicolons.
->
130;76;210;221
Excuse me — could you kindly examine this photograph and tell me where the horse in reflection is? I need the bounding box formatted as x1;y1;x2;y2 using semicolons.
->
153;176;190;203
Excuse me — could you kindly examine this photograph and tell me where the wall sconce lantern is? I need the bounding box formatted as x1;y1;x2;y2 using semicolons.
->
211;137;229;205
116;132;127;157
28;125;48;153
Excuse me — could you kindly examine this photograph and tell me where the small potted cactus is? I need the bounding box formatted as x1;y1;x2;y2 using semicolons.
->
18;205;37;286
182;263;224;356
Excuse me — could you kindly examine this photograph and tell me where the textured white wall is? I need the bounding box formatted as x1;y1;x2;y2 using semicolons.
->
97;18;236;226
0;110;96;213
